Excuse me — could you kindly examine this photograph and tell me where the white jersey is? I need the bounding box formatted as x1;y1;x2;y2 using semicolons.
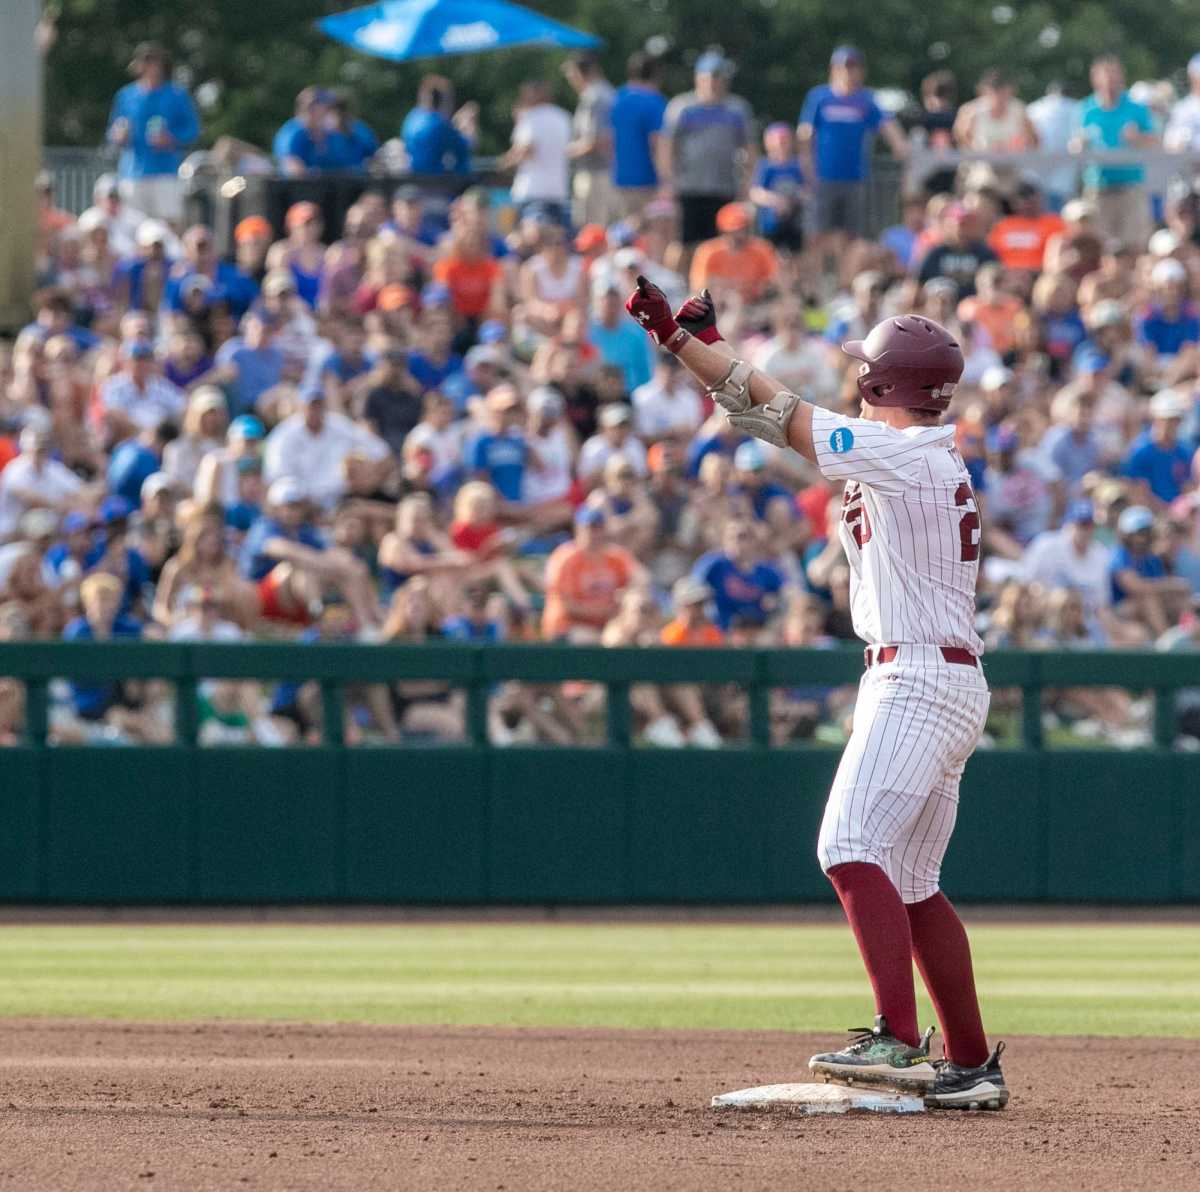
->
811;406;983;654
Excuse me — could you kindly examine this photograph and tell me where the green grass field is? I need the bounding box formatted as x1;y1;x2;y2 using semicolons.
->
0;922;1195;1037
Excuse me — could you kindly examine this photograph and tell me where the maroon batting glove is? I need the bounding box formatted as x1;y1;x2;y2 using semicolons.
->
626;275;688;352
675;289;724;345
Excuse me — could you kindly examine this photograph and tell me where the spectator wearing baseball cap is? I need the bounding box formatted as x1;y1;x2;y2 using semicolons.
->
99;340;185;433
1136;259;1200;361
660;50;753;248
579;403;647;485
1121;389;1194;505
798;46;907;261
105;41;200;224
273;87;351;177
542;505;643;640
263;387;389;511
276;202;327;309
1109;504;1189;636
194;415;266;509
0;428;88;540
661;576;723;645
689;203;780;305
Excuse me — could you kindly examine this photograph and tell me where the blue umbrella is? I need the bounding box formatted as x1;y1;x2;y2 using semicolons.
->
317;0;601;62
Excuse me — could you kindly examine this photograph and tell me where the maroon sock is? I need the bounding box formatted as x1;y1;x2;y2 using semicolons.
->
826;862;919;1048
906;892;989;1068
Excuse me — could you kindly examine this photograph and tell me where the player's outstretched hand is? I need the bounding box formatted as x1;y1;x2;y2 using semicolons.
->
675;289;723;345
626;275;681;348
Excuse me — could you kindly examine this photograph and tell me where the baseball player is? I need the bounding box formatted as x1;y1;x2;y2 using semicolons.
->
625;278;1007;1110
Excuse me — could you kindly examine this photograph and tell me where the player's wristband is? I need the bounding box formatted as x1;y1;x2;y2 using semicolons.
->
664;327;690;354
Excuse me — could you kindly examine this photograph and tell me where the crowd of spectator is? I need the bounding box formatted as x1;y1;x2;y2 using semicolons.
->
12;39;1200;749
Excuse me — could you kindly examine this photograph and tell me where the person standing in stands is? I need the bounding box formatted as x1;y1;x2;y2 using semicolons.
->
563;53;617;228
798;46;908;270
401;76;475;176
610;52;669;220
659;51;753;264
106;42;199;226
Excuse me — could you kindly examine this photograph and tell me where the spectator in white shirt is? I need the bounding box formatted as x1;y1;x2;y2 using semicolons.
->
78;173;180;259
99;340;186;434
403;390;465;494
578;403;648;485
263;391;390;509
1165;55;1200;152
1021;499;1143;645
0;427;91;539
502;80;572;224
631;356;704;441
522;386;576;525
752;297;838;405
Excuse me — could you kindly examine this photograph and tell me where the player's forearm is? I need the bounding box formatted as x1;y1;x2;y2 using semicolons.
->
672;336;815;461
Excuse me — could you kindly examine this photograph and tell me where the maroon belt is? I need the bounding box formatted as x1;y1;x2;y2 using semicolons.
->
864;645;977;668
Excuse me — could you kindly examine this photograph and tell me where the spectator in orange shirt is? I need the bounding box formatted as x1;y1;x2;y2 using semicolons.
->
956;263;1024;358
432;224;504;328
661;576;724;645
988;178;1064;275
689;203;780;305
542;506;642;640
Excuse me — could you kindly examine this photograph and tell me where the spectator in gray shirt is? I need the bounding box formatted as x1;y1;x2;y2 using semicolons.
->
563;53;617;228
658;51;753;260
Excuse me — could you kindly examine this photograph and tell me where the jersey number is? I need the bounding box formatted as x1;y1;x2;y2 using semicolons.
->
843;484;871;549
955;482;980;562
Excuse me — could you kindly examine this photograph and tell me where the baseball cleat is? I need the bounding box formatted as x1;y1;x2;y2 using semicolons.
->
808;1015;938;1090
925;1041;1009;1110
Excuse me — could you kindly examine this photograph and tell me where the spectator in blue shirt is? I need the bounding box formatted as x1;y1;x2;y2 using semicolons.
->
273;88;352;176
1108;504;1188;636
442;584;504;642
588;281;654;393
1122;389;1194;505
1135;259;1200;358
83;497;152;618
164;225;258;319
1040;389;1105;501
107;424;170;508
329;92;379;171
63;572;149;732
798;46;907;250
693;519;785;631
106;42;199;224
213;312;286;416
730;441;794;522
401;76;472;175
23;287;100;355
406;301;465;393
468;387;530;506
879;194;928;270
609;52;668;218
748;123;808;252
240;478;382;630
1075;55;1158;245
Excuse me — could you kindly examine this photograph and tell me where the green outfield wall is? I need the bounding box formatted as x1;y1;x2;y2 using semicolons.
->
0;642;1195;905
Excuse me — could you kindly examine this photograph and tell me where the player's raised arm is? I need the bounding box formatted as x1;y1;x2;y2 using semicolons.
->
625;278;818;463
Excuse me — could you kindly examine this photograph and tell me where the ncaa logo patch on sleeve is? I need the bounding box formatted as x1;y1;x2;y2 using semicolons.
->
829;427;854;454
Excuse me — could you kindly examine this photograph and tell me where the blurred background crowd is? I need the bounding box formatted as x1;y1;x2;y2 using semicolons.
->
9;27;1200;749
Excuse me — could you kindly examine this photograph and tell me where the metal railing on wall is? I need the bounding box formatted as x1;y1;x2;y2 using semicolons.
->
3;640;1196;752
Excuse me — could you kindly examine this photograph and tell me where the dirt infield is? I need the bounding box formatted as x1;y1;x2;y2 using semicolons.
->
1;1022;1194;1192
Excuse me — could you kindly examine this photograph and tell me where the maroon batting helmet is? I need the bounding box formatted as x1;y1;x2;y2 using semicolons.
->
842;315;963;412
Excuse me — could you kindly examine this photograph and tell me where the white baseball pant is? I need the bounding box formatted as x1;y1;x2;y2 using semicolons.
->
817;647;991;904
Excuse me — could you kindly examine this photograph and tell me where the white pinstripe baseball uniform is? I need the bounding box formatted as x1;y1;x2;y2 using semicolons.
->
809;406;991;903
